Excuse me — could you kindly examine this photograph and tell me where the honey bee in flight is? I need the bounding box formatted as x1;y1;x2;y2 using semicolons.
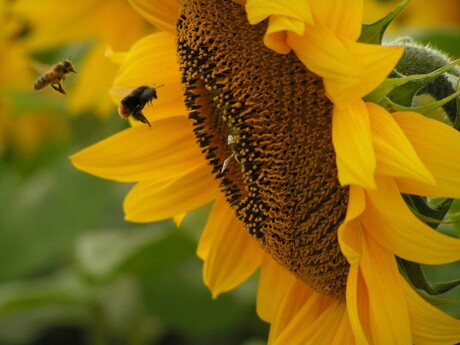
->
34;59;76;95
118;85;163;128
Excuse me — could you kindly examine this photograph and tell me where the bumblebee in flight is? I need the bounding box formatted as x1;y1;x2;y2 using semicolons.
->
34;59;76;95
118;85;163;128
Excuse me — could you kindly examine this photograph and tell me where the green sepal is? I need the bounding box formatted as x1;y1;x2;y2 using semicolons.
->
359;0;410;44
416;291;460;307
403;195;453;229
397;196;460;300
454;83;460;130
380;89;460;118
365;60;460;105
399;259;460;297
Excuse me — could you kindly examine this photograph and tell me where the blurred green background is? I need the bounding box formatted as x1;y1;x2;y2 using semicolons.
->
1;0;460;344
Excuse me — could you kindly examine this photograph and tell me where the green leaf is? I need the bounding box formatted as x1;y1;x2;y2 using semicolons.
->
0;160;129;282
75;225;195;281
359;0;410;44
0;271;96;319
140;268;265;342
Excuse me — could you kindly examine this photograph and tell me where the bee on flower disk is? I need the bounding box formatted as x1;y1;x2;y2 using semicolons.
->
118;85;164;128
221;134;241;173
34;59;76;95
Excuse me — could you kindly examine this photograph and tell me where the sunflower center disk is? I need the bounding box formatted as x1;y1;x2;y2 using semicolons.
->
177;0;350;298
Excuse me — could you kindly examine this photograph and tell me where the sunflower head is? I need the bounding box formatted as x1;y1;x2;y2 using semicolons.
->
177;0;349;298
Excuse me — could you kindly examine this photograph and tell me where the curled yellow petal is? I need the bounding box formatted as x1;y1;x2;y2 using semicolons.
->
245;0;313;54
367;103;435;185
332;100;376;189
245;0;313;27
339;219;363;269
264;15;302;54
362;176;460;264
338;186;366;267
287;23;403;106
394;112;460;198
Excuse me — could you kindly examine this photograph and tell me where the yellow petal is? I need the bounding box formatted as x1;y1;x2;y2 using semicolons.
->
330;309;355;345
256;257;313;338
264;15;303;54
256;256;297;323
173;213;186;227
309;0;362;41
346;266;371;345
245;0;313;54
272;297;345;345
360;232;412;345
267;277;314;344
198;197;264;297
111;32;187;120
68;43;116;116
404;281;460;345
105;46;127;65
394;112;460;198
361;176;460;264
128;0;179;32
332;100;376;189
338;185;365;266
70;117;205;182
245;0;313;26
14;0;145;49
124;163;218;222
367;103;435;185
287;23;403;106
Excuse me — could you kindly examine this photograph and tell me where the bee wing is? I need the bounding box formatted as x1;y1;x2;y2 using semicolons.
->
30;60;52;75
109;87;134;101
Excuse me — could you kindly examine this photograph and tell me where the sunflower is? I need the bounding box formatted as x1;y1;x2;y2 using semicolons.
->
71;0;460;343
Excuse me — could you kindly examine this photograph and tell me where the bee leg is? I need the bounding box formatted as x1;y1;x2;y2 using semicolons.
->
221;153;235;173
132;111;152;129
52;83;66;95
